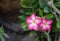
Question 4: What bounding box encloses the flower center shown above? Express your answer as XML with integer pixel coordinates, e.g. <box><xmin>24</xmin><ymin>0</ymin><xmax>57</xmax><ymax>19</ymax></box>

<box><xmin>32</xmin><ymin>20</ymin><xmax>36</xmax><ymax>24</ymax></box>
<box><xmin>44</xmin><ymin>23</ymin><xmax>47</xmax><ymax>26</ymax></box>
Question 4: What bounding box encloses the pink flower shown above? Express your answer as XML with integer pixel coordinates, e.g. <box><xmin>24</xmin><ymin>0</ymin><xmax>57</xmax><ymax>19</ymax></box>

<box><xmin>39</xmin><ymin>19</ymin><xmax>52</xmax><ymax>32</ymax></box>
<box><xmin>26</xmin><ymin>14</ymin><xmax>41</xmax><ymax>31</ymax></box>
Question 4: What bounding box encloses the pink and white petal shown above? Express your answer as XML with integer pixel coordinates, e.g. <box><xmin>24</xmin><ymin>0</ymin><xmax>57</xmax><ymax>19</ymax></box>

<box><xmin>33</xmin><ymin>25</ymin><xmax>38</xmax><ymax>31</ymax></box>
<box><xmin>41</xmin><ymin>19</ymin><xmax>46</xmax><ymax>23</ymax></box>
<box><xmin>46</xmin><ymin>20</ymin><xmax>52</xmax><ymax>24</ymax></box>
<box><xmin>42</xmin><ymin>26</ymin><xmax>47</xmax><ymax>29</ymax></box>
<box><xmin>41</xmin><ymin>26</ymin><xmax>46</xmax><ymax>32</ymax></box>
<box><xmin>39</xmin><ymin>23</ymin><xmax>43</xmax><ymax>28</ymax></box>
<box><xmin>30</xmin><ymin>14</ymin><xmax>36</xmax><ymax>20</ymax></box>
<box><xmin>28</xmin><ymin>24</ymin><xmax>33</xmax><ymax>30</ymax></box>
<box><xmin>39</xmin><ymin>24</ymin><xmax>46</xmax><ymax>31</ymax></box>
<box><xmin>46</xmin><ymin>25</ymin><xmax>51</xmax><ymax>30</ymax></box>
<box><xmin>26</xmin><ymin>17</ymin><xmax>32</xmax><ymax>24</ymax></box>
<box><xmin>35</xmin><ymin>18</ymin><xmax>41</xmax><ymax>24</ymax></box>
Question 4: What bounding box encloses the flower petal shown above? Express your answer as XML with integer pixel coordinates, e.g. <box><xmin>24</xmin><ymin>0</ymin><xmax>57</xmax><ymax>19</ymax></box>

<box><xmin>39</xmin><ymin>23</ymin><xmax>43</xmax><ymax>28</ymax></box>
<box><xmin>33</xmin><ymin>24</ymin><xmax>38</xmax><ymax>31</ymax></box>
<box><xmin>28</xmin><ymin>24</ymin><xmax>33</xmax><ymax>30</ymax></box>
<box><xmin>41</xmin><ymin>19</ymin><xmax>46</xmax><ymax>23</ymax></box>
<box><xmin>46</xmin><ymin>25</ymin><xmax>51</xmax><ymax>30</ymax></box>
<box><xmin>35</xmin><ymin>18</ymin><xmax>41</xmax><ymax>24</ymax></box>
<box><xmin>41</xmin><ymin>26</ymin><xmax>46</xmax><ymax>32</ymax></box>
<box><xmin>46</xmin><ymin>20</ymin><xmax>52</xmax><ymax>25</ymax></box>
<box><xmin>26</xmin><ymin>17</ymin><xmax>32</xmax><ymax>24</ymax></box>
<box><xmin>39</xmin><ymin>24</ymin><xmax>46</xmax><ymax>30</ymax></box>
<box><xmin>28</xmin><ymin>24</ymin><xmax>38</xmax><ymax>31</ymax></box>
<box><xmin>30</xmin><ymin>14</ymin><xmax>36</xmax><ymax>20</ymax></box>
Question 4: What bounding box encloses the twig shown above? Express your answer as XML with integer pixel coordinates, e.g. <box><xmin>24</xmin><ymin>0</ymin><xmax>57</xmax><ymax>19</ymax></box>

<box><xmin>44</xmin><ymin>31</ymin><xmax>51</xmax><ymax>41</ymax></box>
<box><xmin>45</xmin><ymin>0</ymin><xmax>59</xmax><ymax>41</ymax></box>
<box><xmin>51</xmin><ymin>9</ymin><xmax>59</xmax><ymax>21</ymax></box>
<box><xmin>47</xmin><ymin>0</ymin><xmax>60</xmax><ymax>15</ymax></box>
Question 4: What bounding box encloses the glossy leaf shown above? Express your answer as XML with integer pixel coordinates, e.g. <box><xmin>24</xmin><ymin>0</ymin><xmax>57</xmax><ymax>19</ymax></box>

<box><xmin>39</xmin><ymin>8</ymin><xmax>43</xmax><ymax>17</ymax></box>
<box><xmin>45</xmin><ymin>14</ymin><xmax>53</xmax><ymax>19</ymax></box>
<box><xmin>20</xmin><ymin>10</ymin><xmax>26</xmax><ymax>14</ymax></box>
<box><xmin>43</xmin><ymin>6</ymin><xmax>50</xmax><ymax>13</ymax></box>
<box><xmin>29</xmin><ymin>31</ymin><xmax>36</xmax><ymax>37</ymax></box>
<box><xmin>21</xmin><ymin>22</ymin><xmax>27</xmax><ymax>31</ymax></box>
<box><xmin>39</xmin><ymin>0</ymin><xmax>45</xmax><ymax>8</ymax></box>
<box><xmin>57</xmin><ymin>21</ymin><xmax>60</xmax><ymax>28</ymax></box>
<box><xmin>19</xmin><ymin>15</ymin><xmax>26</xmax><ymax>20</ymax></box>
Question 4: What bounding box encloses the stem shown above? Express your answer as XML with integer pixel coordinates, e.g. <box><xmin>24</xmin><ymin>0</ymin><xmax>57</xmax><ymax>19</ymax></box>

<box><xmin>44</xmin><ymin>31</ymin><xmax>51</xmax><ymax>41</ymax></box>
<box><xmin>51</xmin><ymin>4</ymin><xmax>60</xmax><ymax>15</ymax></box>
<box><xmin>47</xmin><ymin>0</ymin><xmax>60</xmax><ymax>15</ymax></box>
<box><xmin>47</xmin><ymin>0</ymin><xmax>59</xmax><ymax>21</ymax></box>
<box><xmin>47</xmin><ymin>33</ymin><xmax>51</xmax><ymax>41</ymax></box>
<box><xmin>51</xmin><ymin>9</ymin><xmax>59</xmax><ymax>21</ymax></box>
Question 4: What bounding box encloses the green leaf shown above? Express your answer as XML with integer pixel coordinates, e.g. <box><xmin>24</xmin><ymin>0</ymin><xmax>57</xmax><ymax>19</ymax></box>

<box><xmin>58</xmin><ymin>15</ymin><xmax>60</xmax><ymax>21</ymax></box>
<box><xmin>20</xmin><ymin>0</ymin><xmax>38</xmax><ymax>8</ymax></box>
<box><xmin>43</xmin><ymin>6</ymin><xmax>50</xmax><ymax>13</ymax></box>
<box><xmin>29</xmin><ymin>31</ymin><xmax>35</xmax><ymax>37</ymax></box>
<box><xmin>35</xmin><ymin>37</ymin><xmax>39</xmax><ymax>41</ymax></box>
<box><xmin>21</xmin><ymin>22</ymin><xmax>27</xmax><ymax>28</ymax></box>
<box><xmin>0</xmin><ymin>26</ymin><xmax>5</xmax><ymax>41</ymax></box>
<box><xmin>21</xmin><ymin>22</ymin><xmax>27</xmax><ymax>31</ymax></box>
<box><xmin>39</xmin><ymin>8</ymin><xmax>43</xmax><ymax>17</ymax></box>
<box><xmin>20</xmin><ymin>1</ymin><xmax>32</xmax><ymax>8</ymax></box>
<box><xmin>57</xmin><ymin>21</ymin><xmax>60</xmax><ymax>28</ymax></box>
<box><xmin>39</xmin><ymin>0</ymin><xmax>45</xmax><ymax>8</ymax></box>
<box><xmin>0</xmin><ymin>36</ymin><xmax>5</xmax><ymax>41</ymax></box>
<box><xmin>25</xmin><ymin>9</ymin><xmax>33</xmax><ymax>15</ymax></box>
<box><xmin>19</xmin><ymin>15</ymin><xmax>26</xmax><ymax>20</ymax></box>
<box><xmin>45</xmin><ymin>14</ymin><xmax>53</xmax><ymax>19</ymax></box>
<box><xmin>51</xmin><ymin>19</ymin><xmax>57</xmax><ymax>32</ymax></box>
<box><xmin>20</xmin><ymin>10</ymin><xmax>26</xmax><ymax>14</ymax></box>
<box><xmin>55</xmin><ymin>0</ymin><xmax>60</xmax><ymax>7</ymax></box>
<box><xmin>26</xmin><ymin>12</ymin><xmax>32</xmax><ymax>15</ymax></box>
<box><xmin>0</xmin><ymin>26</ymin><xmax>4</xmax><ymax>36</ymax></box>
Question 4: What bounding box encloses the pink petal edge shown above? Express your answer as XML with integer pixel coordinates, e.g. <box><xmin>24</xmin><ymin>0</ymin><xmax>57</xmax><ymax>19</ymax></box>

<box><xmin>46</xmin><ymin>20</ymin><xmax>52</xmax><ymax>24</ymax></box>
<box><xmin>30</xmin><ymin>14</ymin><xmax>36</xmax><ymax>20</ymax></box>
<box><xmin>26</xmin><ymin>17</ymin><xmax>32</xmax><ymax>24</ymax></box>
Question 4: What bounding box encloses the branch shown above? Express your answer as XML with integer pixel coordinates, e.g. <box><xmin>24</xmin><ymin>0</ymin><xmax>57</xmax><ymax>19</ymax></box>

<box><xmin>47</xmin><ymin>0</ymin><xmax>60</xmax><ymax>15</ymax></box>
<box><xmin>51</xmin><ymin>9</ymin><xmax>59</xmax><ymax>21</ymax></box>
<box><xmin>44</xmin><ymin>31</ymin><xmax>51</xmax><ymax>41</ymax></box>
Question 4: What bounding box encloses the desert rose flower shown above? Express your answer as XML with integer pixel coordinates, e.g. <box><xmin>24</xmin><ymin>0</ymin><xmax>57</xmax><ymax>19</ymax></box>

<box><xmin>26</xmin><ymin>14</ymin><xmax>41</xmax><ymax>31</ymax></box>
<box><xmin>39</xmin><ymin>19</ymin><xmax>52</xmax><ymax>32</ymax></box>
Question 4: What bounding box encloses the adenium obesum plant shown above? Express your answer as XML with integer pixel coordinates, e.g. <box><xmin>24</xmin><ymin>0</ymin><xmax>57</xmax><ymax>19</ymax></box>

<box><xmin>26</xmin><ymin>13</ymin><xmax>52</xmax><ymax>41</ymax></box>
<box><xmin>26</xmin><ymin>14</ymin><xmax>52</xmax><ymax>31</ymax></box>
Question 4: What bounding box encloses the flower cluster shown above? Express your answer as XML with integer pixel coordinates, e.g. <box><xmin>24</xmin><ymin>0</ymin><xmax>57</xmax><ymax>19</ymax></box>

<box><xmin>26</xmin><ymin>14</ymin><xmax>52</xmax><ymax>32</ymax></box>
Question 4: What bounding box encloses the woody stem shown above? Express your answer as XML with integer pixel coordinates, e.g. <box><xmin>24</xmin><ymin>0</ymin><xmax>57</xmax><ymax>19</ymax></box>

<box><xmin>44</xmin><ymin>31</ymin><xmax>51</xmax><ymax>41</ymax></box>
